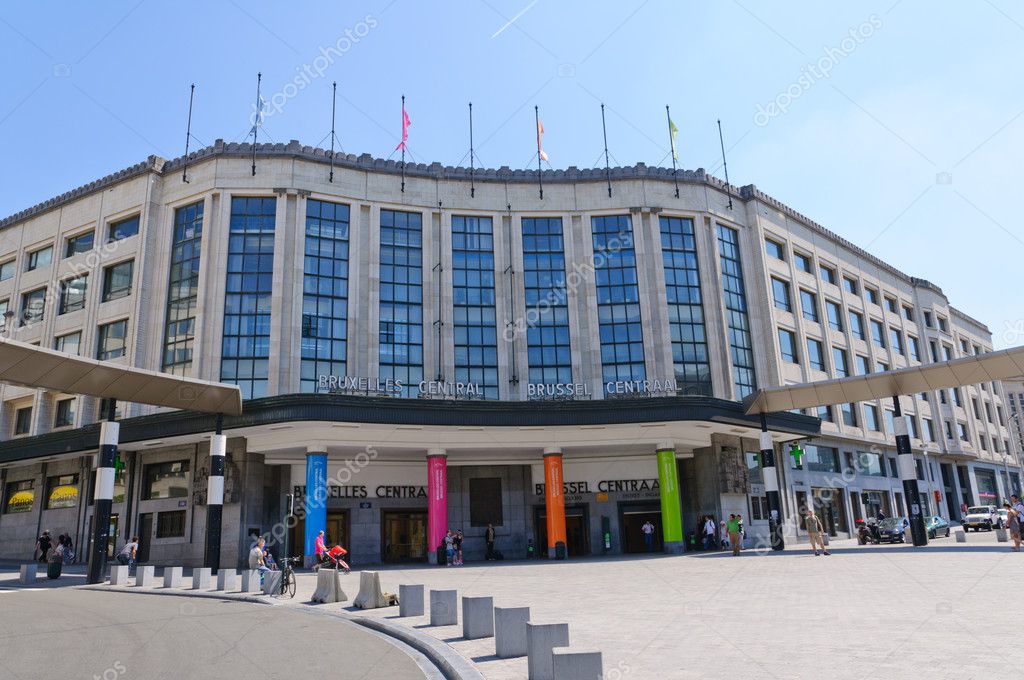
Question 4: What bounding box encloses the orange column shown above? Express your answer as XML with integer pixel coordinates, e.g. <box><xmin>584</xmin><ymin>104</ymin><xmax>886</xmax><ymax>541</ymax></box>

<box><xmin>543</xmin><ymin>448</ymin><xmax>567</xmax><ymax>558</ymax></box>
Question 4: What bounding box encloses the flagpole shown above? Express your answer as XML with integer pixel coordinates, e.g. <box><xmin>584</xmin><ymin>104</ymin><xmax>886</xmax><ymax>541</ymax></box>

<box><xmin>400</xmin><ymin>94</ymin><xmax>406</xmax><ymax>194</ymax></box>
<box><xmin>717</xmin><ymin>119</ymin><xmax>733</xmax><ymax>210</ymax></box>
<box><xmin>535</xmin><ymin>105</ymin><xmax>543</xmax><ymax>200</ymax></box>
<box><xmin>469</xmin><ymin>102</ymin><xmax>475</xmax><ymax>198</ymax></box>
<box><xmin>329</xmin><ymin>81</ymin><xmax>337</xmax><ymax>183</ymax></box>
<box><xmin>251</xmin><ymin>72</ymin><xmax>262</xmax><ymax>177</ymax></box>
<box><xmin>182</xmin><ymin>83</ymin><xmax>195</xmax><ymax>184</ymax></box>
<box><xmin>666</xmin><ymin>105</ymin><xmax>679</xmax><ymax>198</ymax></box>
<box><xmin>601</xmin><ymin>103</ymin><xmax>611</xmax><ymax>198</ymax></box>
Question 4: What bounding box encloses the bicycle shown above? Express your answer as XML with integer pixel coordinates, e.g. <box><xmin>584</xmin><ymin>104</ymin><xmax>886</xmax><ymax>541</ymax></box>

<box><xmin>275</xmin><ymin>557</ymin><xmax>300</xmax><ymax>598</ymax></box>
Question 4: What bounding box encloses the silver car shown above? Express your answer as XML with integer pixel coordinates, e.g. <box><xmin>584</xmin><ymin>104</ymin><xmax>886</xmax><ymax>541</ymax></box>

<box><xmin>962</xmin><ymin>505</ymin><xmax>998</xmax><ymax>531</ymax></box>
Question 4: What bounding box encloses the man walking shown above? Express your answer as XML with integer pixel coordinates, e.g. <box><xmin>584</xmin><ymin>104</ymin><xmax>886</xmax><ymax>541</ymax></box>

<box><xmin>703</xmin><ymin>515</ymin><xmax>716</xmax><ymax>550</ymax></box>
<box><xmin>727</xmin><ymin>515</ymin><xmax>742</xmax><ymax>555</ymax></box>
<box><xmin>806</xmin><ymin>509</ymin><xmax>829</xmax><ymax>556</ymax></box>
<box><xmin>641</xmin><ymin>519</ymin><xmax>655</xmax><ymax>552</ymax></box>
<box><xmin>34</xmin><ymin>531</ymin><xmax>52</xmax><ymax>563</ymax></box>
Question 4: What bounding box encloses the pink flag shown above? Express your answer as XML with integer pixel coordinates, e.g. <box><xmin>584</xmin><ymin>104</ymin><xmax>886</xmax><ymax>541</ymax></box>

<box><xmin>396</xmin><ymin>102</ymin><xmax>411</xmax><ymax>151</ymax></box>
<box><xmin>537</xmin><ymin>118</ymin><xmax>548</xmax><ymax>162</ymax></box>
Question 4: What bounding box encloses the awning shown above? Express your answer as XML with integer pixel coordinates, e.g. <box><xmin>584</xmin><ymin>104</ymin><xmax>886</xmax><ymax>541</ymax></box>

<box><xmin>0</xmin><ymin>337</ymin><xmax>242</xmax><ymax>416</ymax></box>
<box><xmin>744</xmin><ymin>344</ymin><xmax>1024</xmax><ymax>415</ymax></box>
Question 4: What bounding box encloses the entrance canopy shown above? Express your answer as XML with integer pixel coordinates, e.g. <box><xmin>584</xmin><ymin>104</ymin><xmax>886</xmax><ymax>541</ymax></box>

<box><xmin>743</xmin><ymin>345</ymin><xmax>1024</xmax><ymax>415</ymax></box>
<box><xmin>0</xmin><ymin>336</ymin><xmax>242</xmax><ymax>416</ymax></box>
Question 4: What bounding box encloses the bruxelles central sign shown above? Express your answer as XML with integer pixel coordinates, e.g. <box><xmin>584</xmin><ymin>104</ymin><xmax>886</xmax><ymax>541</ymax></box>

<box><xmin>317</xmin><ymin>374</ymin><xmax>681</xmax><ymax>399</ymax></box>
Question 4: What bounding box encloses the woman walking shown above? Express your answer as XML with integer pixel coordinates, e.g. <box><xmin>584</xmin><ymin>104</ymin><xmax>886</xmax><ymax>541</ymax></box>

<box><xmin>1004</xmin><ymin>501</ymin><xmax>1021</xmax><ymax>552</ymax></box>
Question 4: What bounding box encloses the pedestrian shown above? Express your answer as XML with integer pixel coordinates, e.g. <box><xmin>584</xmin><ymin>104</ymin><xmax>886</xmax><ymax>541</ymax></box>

<box><xmin>1011</xmin><ymin>494</ymin><xmax>1024</xmax><ymax>523</ymax></box>
<box><xmin>314</xmin><ymin>529</ymin><xmax>327</xmax><ymax>569</ymax></box>
<box><xmin>1004</xmin><ymin>502</ymin><xmax>1021</xmax><ymax>552</ymax></box>
<box><xmin>249</xmin><ymin>537</ymin><xmax>270</xmax><ymax>575</ymax></box>
<box><xmin>727</xmin><ymin>514</ymin><xmax>742</xmax><ymax>555</ymax></box>
<box><xmin>485</xmin><ymin>523</ymin><xmax>496</xmax><ymax>560</ymax></box>
<box><xmin>805</xmin><ymin>509</ymin><xmax>829</xmax><ymax>556</ymax></box>
<box><xmin>703</xmin><ymin>515</ymin><xmax>716</xmax><ymax>550</ymax></box>
<box><xmin>35</xmin><ymin>530</ymin><xmax>52</xmax><ymax>563</ymax></box>
<box><xmin>719</xmin><ymin>519</ymin><xmax>730</xmax><ymax>551</ymax></box>
<box><xmin>62</xmin><ymin>534</ymin><xmax>74</xmax><ymax>563</ymax></box>
<box><xmin>445</xmin><ymin>530</ymin><xmax>455</xmax><ymax>566</ymax></box>
<box><xmin>454</xmin><ymin>530</ymin><xmax>464</xmax><ymax>566</ymax></box>
<box><xmin>116</xmin><ymin>536</ymin><xmax>139</xmax><ymax>571</ymax></box>
<box><xmin>641</xmin><ymin>519</ymin><xmax>655</xmax><ymax>552</ymax></box>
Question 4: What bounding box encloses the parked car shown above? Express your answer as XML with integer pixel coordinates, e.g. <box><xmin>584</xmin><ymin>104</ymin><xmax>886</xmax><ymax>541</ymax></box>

<box><xmin>962</xmin><ymin>505</ymin><xmax>999</xmax><ymax>531</ymax></box>
<box><xmin>996</xmin><ymin>508</ymin><xmax>1009</xmax><ymax>529</ymax></box>
<box><xmin>926</xmin><ymin>515</ymin><xmax>950</xmax><ymax>539</ymax></box>
<box><xmin>877</xmin><ymin>517</ymin><xmax>909</xmax><ymax>543</ymax></box>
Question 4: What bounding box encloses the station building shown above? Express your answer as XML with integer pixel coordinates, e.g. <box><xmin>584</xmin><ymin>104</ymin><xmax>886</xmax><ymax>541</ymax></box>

<box><xmin>0</xmin><ymin>139</ymin><xmax>1017</xmax><ymax>567</ymax></box>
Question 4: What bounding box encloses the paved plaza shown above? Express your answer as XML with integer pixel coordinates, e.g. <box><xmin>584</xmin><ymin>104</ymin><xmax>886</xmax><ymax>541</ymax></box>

<box><xmin>2</xmin><ymin>533</ymin><xmax>1019</xmax><ymax>679</ymax></box>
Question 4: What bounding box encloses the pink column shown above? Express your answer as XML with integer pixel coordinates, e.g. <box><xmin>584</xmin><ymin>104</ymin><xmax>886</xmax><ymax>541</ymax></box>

<box><xmin>427</xmin><ymin>449</ymin><xmax>448</xmax><ymax>562</ymax></box>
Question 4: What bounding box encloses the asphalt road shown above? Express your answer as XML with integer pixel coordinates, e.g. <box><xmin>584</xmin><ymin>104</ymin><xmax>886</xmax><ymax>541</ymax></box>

<box><xmin>0</xmin><ymin>588</ymin><xmax>427</xmax><ymax>680</ymax></box>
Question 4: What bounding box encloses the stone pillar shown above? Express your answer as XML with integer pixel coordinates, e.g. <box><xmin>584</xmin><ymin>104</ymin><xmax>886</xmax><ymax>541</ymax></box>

<box><xmin>204</xmin><ymin>415</ymin><xmax>226</xmax><ymax>572</ymax></box>
<box><xmin>427</xmin><ymin>449</ymin><xmax>448</xmax><ymax>564</ymax></box>
<box><xmin>894</xmin><ymin>397</ymin><xmax>928</xmax><ymax>546</ymax></box>
<box><xmin>656</xmin><ymin>443</ymin><xmax>683</xmax><ymax>553</ymax></box>
<box><xmin>87</xmin><ymin>401</ymin><xmax>119</xmax><ymax>584</ymax></box>
<box><xmin>543</xmin><ymin>447</ymin><xmax>567</xmax><ymax>559</ymax></box>
<box><xmin>759</xmin><ymin>421</ymin><xmax>784</xmax><ymax>551</ymax></box>
<box><xmin>303</xmin><ymin>445</ymin><xmax>328</xmax><ymax>568</ymax></box>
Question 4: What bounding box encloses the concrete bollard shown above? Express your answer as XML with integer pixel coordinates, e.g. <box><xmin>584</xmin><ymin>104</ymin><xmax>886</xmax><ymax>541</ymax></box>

<box><xmin>262</xmin><ymin>570</ymin><xmax>282</xmax><ymax>596</ymax></box>
<box><xmin>527</xmin><ymin>622</ymin><xmax>570</xmax><ymax>680</ymax></box>
<box><xmin>996</xmin><ymin>528</ymin><xmax>1008</xmax><ymax>542</ymax></box>
<box><xmin>399</xmin><ymin>584</ymin><xmax>424</xmax><ymax>617</ymax></box>
<box><xmin>955</xmin><ymin>529</ymin><xmax>967</xmax><ymax>543</ymax></box>
<box><xmin>109</xmin><ymin>565</ymin><xmax>129</xmax><ymax>585</ymax></box>
<box><xmin>429</xmin><ymin>589</ymin><xmax>458</xmax><ymax>626</ymax></box>
<box><xmin>240</xmin><ymin>570</ymin><xmax>261</xmax><ymax>593</ymax></box>
<box><xmin>163</xmin><ymin>567</ymin><xmax>183</xmax><ymax>589</ymax></box>
<box><xmin>353</xmin><ymin>571</ymin><xmax>388</xmax><ymax>609</ymax></box>
<box><xmin>552</xmin><ymin>648</ymin><xmax>603</xmax><ymax>680</ymax></box>
<box><xmin>134</xmin><ymin>565</ymin><xmax>156</xmax><ymax>587</ymax></box>
<box><xmin>19</xmin><ymin>564</ymin><xmax>38</xmax><ymax>584</ymax></box>
<box><xmin>495</xmin><ymin>606</ymin><xmax>531</xmax><ymax>658</ymax></box>
<box><xmin>192</xmin><ymin>568</ymin><xmax>211</xmax><ymax>590</ymax></box>
<box><xmin>903</xmin><ymin>526</ymin><xmax>914</xmax><ymax>544</ymax></box>
<box><xmin>216</xmin><ymin>569</ymin><xmax>237</xmax><ymax>591</ymax></box>
<box><xmin>462</xmin><ymin>596</ymin><xmax>495</xmax><ymax>640</ymax></box>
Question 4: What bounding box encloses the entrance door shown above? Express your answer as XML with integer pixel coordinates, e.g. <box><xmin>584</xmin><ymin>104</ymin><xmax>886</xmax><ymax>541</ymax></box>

<box><xmin>619</xmin><ymin>502</ymin><xmax>662</xmax><ymax>553</ymax></box>
<box><xmin>534</xmin><ymin>505</ymin><xmax>590</xmax><ymax>557</ymax></box>
<box><xmin>325</xmin><ymin>511</ymin><xmax>350</xmax><ymax>562</ymax></box>
<box><xmin>381</xmin><ymin>511</ymin><xmax>427</xmax><ymax>563</ymax></box>
<box><xmin>136</xmin><ymin>513</ymin><xmax>153</xmax><ymax>563</ymax></box>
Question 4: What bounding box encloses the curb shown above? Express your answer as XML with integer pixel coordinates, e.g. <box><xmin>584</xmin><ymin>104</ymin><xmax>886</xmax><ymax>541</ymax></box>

<box><xmin>350</xmin><ymin>615</ymin><xmax>486</xmax><ymax>680</ymax></box>
<box><xmin>77</xmin><ymin>584</ymin><xmax>278</xmax><ymax>606</ymax></box>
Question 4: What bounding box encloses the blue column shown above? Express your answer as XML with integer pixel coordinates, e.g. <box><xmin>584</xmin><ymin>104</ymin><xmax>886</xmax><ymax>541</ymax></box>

<box><xmin>303</xmin><ymin>447</ymin><xmax>327</xmax><ymax>567</ymax></box>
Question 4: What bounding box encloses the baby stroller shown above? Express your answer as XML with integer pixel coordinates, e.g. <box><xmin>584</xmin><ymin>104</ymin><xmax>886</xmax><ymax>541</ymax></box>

<box><xmin>317</xmin><ymin>545</ymin><xmax>350</xmax><ymax>574</ymax></box>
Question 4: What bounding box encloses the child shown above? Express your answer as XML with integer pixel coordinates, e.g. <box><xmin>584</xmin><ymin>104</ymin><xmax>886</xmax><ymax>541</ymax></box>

<box><xmin>719</xmin><ymin>520</ymin><xmax>729</xmax><ymax>550</ymax></box>
<box><xmin>444</xmin><ymin>530</ymin><xmax>455</xmax><ymax>566</ymax></box>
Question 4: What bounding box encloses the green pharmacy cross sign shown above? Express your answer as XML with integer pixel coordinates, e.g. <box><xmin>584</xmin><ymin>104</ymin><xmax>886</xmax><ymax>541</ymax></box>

<box><xmin>788</xmin><ymin>443</ymin><xmax>805</xmax><ymax>467</ymax></box>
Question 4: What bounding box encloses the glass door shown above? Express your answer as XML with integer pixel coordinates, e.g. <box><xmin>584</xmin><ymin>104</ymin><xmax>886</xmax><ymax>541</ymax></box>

<box><xmin>381</xmin><ymin>511</ymin><xmax>427</xmax><ymax>563</ymax></box>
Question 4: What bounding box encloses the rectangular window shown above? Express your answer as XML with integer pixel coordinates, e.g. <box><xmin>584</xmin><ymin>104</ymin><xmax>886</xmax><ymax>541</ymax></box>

<box><xmin>58</xmin><ymin>275</ymin><xmax>87</xmax><ymax>314</ymax></box>
<box><xmin>843</xmin><ymin>277</ymin><xmax>857</xmax><ymax>294</ymax></box>
<box><xmin>805</xmin><ymin>446</ymin><xmax>840</xmax><ymax>473</ymax></box>
<box><xmin>97</xmin><ymin>319</ymin><xmax>127</xmax><ymax>360</ymax></box>
<box><xmin>65</xmin><ymin>231</ymin><xmax>95</xmax><ymax>257</ymax></box>
<box><xmin>958</xmin><ymin>422</ymin><xmax>969</xmax><ymax>441</ymax></box>
<box><xmin>929</xmin><ymin>340</ymin><xmax>939</xmax><ymax>362</ymax></box>
<box><xmin>771</xmin><ymin>278</ymin><xmax>791</xmax><ymax>312</ymax></box>
<box><xmin>806</xmin><ymin>338</ymin><xmax>824</xmax><ymax>370</ymax></box>
<box><xmin>26</xmin><ymin>245</ymin><xmax>53</xmax><ymax>272</ymax></box>
<box><xmin>20</xmin><ymin>287</ymin><xmax>46</xmax><ymax>326</ymax></box>
<box><xmin>108</xmin><ymin>215</ymin><xmax>140</xmax><ymax>242</ymax></box>
<box><xmin>855</xmin><ymin>451</ymin><xmax>884</xmax><ymax>476</ymax></box>
<box><xmin>944</xmin><ymin>421</ymin><xmax>954</xmax><ymax>439</ymax></box>
<box><xmin>14</xmin><ymin>407</ymin><xmax>32</xmax><ymax>435</ymax></box>
<box><xmin>54</xmin><ymin>398</ymin><xmax>76</xmax><ymax>428</ymax></box>
<box><xmin>97</xmin><ymin>398</ymin><xmax>122</xmax><ymax>421</ymax></box>
<box><xmin>841</xmin><ymin>403</ymin><xmax>858</xmax><ymax>427</ymax></box>
<box><xmin>54</xmin><ymin>331</ymin><xmax>81</xmax><ymax>355</ymax></box>
<box><xmin>953</xmin><ymin>387</ymin><xmax>963</xmax><ymax>407</ymax></box>
<box><xmin>45</xmin><ymin>473</ymin><xmax>79</xmax><ymax>509</ymax></box>
<box><xmin>452</xmin><ymin>215</ymin><xmax>498</xmax><ymax>399</ymax></box>
<box><xmin>163</xmin><ymin>201</ymin><xmax>204</xmax><ymax>376</ymax></box>
<box><xmin>593</xmin><ymin>215</ymin><xmax>645</xmax><ymax>391</ymax></box>
<box><xmin>102</xmin><ymin>260</ymin><xmax>134</xmax><ymax>301</ymax></box>
<box><xmin>884</xmin><ymin>409</ymin><xmax>895</xmax><ymax>434</ymax></box>
<box><xmin>764</xmin><ymin>238</ymin><xmax>785</xmax><ymax>260</ymax></box>
<box><xmin>856</xmin><ymin>355</ymin><xmax>870</xmax><ymax>375</ymax></box>
<box><xmin>0</xmin><ymin>260</ymin><xmax>14</xmax><ymax>281</ymax></box>
<box><xmin>523</xmin><ymin>217</ymin><xmax>572</xmax><ymax>391</ymax></box>
<box><xmin>778</xmin><ymin>328</ymin><xmax>798</xmax><ymax>363</ymax></box>
<box><xmin>903</xmin><ymin>305</ymin><xmax>914</xmax><ymax>322</ymax></box>
<box><xmin>221</xmin><ymin>197</ymin><xmax>276</xmax><ymax>400</ymax></box>
<box><xmin>300</xmin><ymin>199</ymin><xmax>350</xmax><ymax>391</ymax></box>
<box><xmin>849</xmin><ymin>311</ymin><xmax>864</xmax><ymax>340</ymax></box>
<box><xmin>985</xmin><ymin>402</ymin><xmax>993</xmax><ymax>423</ymax></box>
<box><xmin>142</xmin><ymin>460</ymin><xmax>191</xmax><ymax>500</ymax></box>
<box><xmin>4</xmin><ymin>479</ymin><xmax>34</xmax><ymax>514</ymax></box>
<box><xmin>908</xmin><ymin>336</ymin><xmax>920</xmax><ymax>362</ymax></box>
<box><xmin>825</xmin><ymin>300</ymin><xmax>843</xmax><ymax>331</ymax></box>
<box><xmin>718</xmin><ymin>225</ymin><xmax>757</xmax><ymax>398</ymax></box>
<box><xmin>819</xmin><ymin>264</ymin><xmax>836</xmax><ymax>284</ymax></box>
<box><xmin>885</xmin><ymin>297</ymin><xmax>897</xmax><ymax>313</ymax></box>
<box><xmin>864</xmin><ymin>404</ymin><xmax>880</xmax><ymax>431</ymax></box>
<box><xmin>660</xmin><ymin>216</ymin><xmax>710</xmax><ymax>396</ymax></box>
<box><xmin>870</xmin><ymin>319</ymin><xmax>885</xmax><ymax>348</ymax></box>
<box><xmin>799</xmin><ymin>289</ymin><xmax>819</xmax><ymax>322</ymax></box>
<box><xmin>972</xmin><ymin>398</ymin><xmax>981</xmax><ymax>419</ymax></box>
<box><xmin>833</xmin><ymin>348</ymin><xmax>849</xmax><ymax>377</ymax></box>
<box><xmin>889</xmin><ymin>328</ymin><xmax>904</xmax><ymax>355</ymax></box>
<box><xmin>793</xmin><ymin>252</ymin><xmax>812</xmax><ymax>273</ymax></box>
<box><xmin>887</xmin><ymin>458</ymin><xmax>898</xmax><ymax>477</ymax></box>
<box><xmin>923</xmin><ymin>418</ymin><xmax>934</xmax><ymax>442</ymax></box>
<box><xmin>865</xmin><ymin>287</ymin><xmax>879</xmax><ymax>305</ymax></box>
<box><xmin>379</xmin><ymin>209</ymin><xmax>424</xmax><ymax>397</ymax></box>
<box><xmin>156</xmin><ymin>510</ymin><xmax>187</xmax><ymax>538</ymax></box>
<box><xmin>468</xmin><ymin>477</ymin><xmax>503</xmax><ymax>526</ymax></box>
<box><xmin>924</xmin><ymin>310</ymin><xmax>933</xmax><ymax>327</ymax></box>
<box><xmin>877</xmin><ymin>361</ymin><xmax>889</xmax><ymax>373</ymax></box>
<box><xmin>816</xmin><ymin>405</ymin><xmax>833</xmax><ymax>422</ymax></box>
<box><xmin>938</xmin><ymin>316</ymin><xmax>948</xmax><ymax>332</ymax></box>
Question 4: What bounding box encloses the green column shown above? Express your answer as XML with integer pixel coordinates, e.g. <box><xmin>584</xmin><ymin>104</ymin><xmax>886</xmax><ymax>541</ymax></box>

<box><xmin>657</xmin><ymin>447</ymin><xmax>684</xmax><ymax>553</ymax></box>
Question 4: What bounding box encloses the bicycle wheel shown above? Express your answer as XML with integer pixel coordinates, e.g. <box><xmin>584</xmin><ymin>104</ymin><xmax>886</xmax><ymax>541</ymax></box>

<box><xmin>285</xmin><ymin>570</ymin><xmax>296</xmax><ymax>598</ymax></box>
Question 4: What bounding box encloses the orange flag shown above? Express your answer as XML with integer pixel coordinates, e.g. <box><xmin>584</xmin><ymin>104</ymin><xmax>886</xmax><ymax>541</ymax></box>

<box><xmin>537</xmin><ymin>118</ymin><xmax>548</xmax><ymax>162</ymax></box>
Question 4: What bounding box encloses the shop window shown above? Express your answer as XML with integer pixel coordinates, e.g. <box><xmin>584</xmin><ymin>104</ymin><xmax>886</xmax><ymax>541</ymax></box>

<box><xmin>156</xmin><ymin>510</ymin><xmax>187</xmax><ymax>538</ymax></box>
<box><xmin>142</xmin><ymin>460</ymin><xmax>190</xmax><ymax>500</ymax></box>
<box><xmin>46</xmin><ymin>473</ymin><xmax>79</xmax><ymax>509</ymax></box>
<box><xmin>469</xmin><ymin>478</ymin><xmax>503</xmax><ymax>527</ymax></box>
<box><xmin>4</xmin><ymin>479</ymin><xmax>34</xmax><ymax>514</ymax></box>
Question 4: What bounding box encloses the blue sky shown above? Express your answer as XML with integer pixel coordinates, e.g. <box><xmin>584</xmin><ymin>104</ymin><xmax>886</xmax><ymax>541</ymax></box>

<box><xmin>2</xmin><ymin>1</ymin><xmax>1023</xmax><ymax>345</ymax></box>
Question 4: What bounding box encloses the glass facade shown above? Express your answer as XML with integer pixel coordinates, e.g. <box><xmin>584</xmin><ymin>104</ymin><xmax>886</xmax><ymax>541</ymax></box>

<box><xmin>221</xmin><ymin>197</ymin><xmax>276</xmax><ymax>399</ymax></box>
<box><xmin>379</xmin><ymin>209</ymin><xmax>424</xmax><ymax>397</ymax></box>
<box><xmin>592</xmin><ymin>215</ymin><xmax>645</xmax><ymax>392</ymax></box>
<box><xmin>717</xmin><ymin>225</ymin><xmax>757</xmax><ymax>399</ymax></box>
<box><xmin>452</xmin><ymin>215</ymin><xmax>498</xmax><ymax>398</ymax></box>
<box><xmin>301</xmin><ymin>199</ymin><xmax>350</xmax><ymax>392</ymax></box>
<box><xmin>522</xmin><ymin>217</ymin><xmax>572</xmax><ymax>388</ymax></box>
<box><xmin>162</xmin><ymin>201</ymin><xmax>203</xmax><ymax>375</ymax></box>
<box><xmin>659</xmin><ymin>216</ymin><xmax>710</xmax><ymax>395</ymax></box>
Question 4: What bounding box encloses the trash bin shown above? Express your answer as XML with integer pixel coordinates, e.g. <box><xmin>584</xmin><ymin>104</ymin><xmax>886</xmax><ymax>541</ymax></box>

<box><xmin>554</xmin><ymin>541</ymin><xmax>566</xmax><ymax>560</ymax></box>
<box><xmin>436</xmin><ymin>544</ymin><xmax>447</xmax><ymax>567</ymax></box>
<box><xmin>47</xmin><ymin>554</ymin><xmax>63</xmax><ymax>579</ymax></box>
